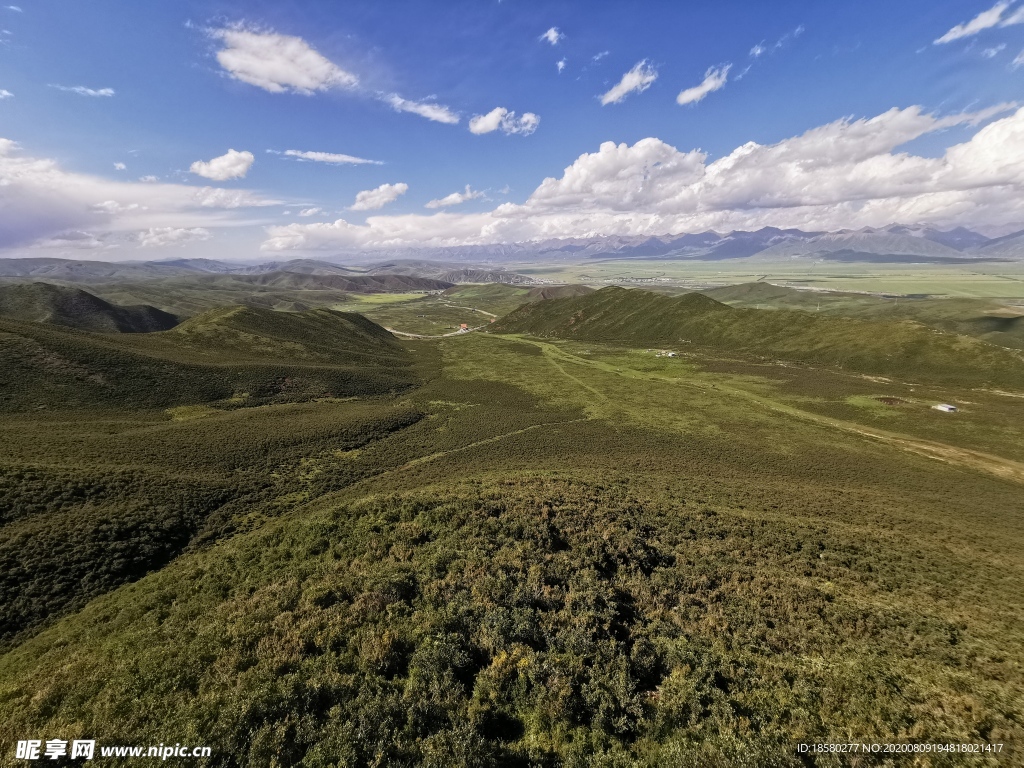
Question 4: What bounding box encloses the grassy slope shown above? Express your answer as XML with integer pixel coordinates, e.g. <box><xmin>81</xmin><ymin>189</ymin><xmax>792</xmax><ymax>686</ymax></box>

<box><xmin>0</xmin><ymin>327</ymin><xmax>1022</xmax><ymax>765</ymax></box>
<box><xmin>0</xmin><ymin>306</ymin><xmax>417</xmax><ymax>411</ymax></box>
<box><xmin>702</xmin><ymin>282</ymin><xmax>1024</xmax><ymax>350</ymax></box>
<box><xmin>35</xmin><ymin>273</ymin><xmax>451</xmax><ymax>318</ymax></box>
<box><xmin>0</xmin><ymin>281</ymin><xmax>178</xmax><ymax>333</ymax></box>
<box><xmin>492</xmin><ymin>286</ymin><xmax>1024</xmax><ymax>388</ymax></box>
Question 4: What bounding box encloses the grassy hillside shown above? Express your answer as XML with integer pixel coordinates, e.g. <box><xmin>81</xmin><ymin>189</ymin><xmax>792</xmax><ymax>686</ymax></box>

<box><xmin>0</xmin><ymin>331</ymin><xmax>1022</xmax><ymax>765</ymax></box>
<box><xmin>702</xmin><ymin>282</ymin><xmax>1024</xmax><ymax>350</ymax></box>
<box><xmin>492</xmin><ymin>286</ymin><xmax>1024</xmax><ymax>387</ymax></box>
<box><xmin>525</xmin><ymin>284</ymin><xmax>595</xmax><ymax>302</ymax></box>
<box><xmin>18</xmin><ymin>272</ymin><xmax>452</xmax><ymax>319</ymax></box>
<box><xmin>0</xmin><ymin>282</ymin><xmax>178</xmax><ymax>333</ymax></box>
<box><xmin>0</xmin><ymin>306</ymin><xmax>417</xmax><ymax>412</ymax></box>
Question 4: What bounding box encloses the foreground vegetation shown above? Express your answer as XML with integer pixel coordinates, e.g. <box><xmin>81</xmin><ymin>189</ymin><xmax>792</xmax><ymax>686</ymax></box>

<box><xmin>0</xmin><ymin>285</ymin><xmax>1022</xmax><ymax>766</ymax></box>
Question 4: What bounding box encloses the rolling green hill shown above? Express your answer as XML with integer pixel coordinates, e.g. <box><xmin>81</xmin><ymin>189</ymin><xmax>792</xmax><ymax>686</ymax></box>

<box><xmin>0</xmin><ymin>282</ymin><xmax>179</xmax><ymax>333</ymax></box>
<box><xmin>701</xmin><ymin>282</ymin><xmax>1024</xmax><ymax>350</ymax></box>
<box><xmin>0</xmin><ymin>306</ymin><xmax>417</xmax><ymax>412</ymax></box>
<box><xmin>491</xmin><ymin>285</ymin><xmax>1024</xmax><ymax>387</ymax></box>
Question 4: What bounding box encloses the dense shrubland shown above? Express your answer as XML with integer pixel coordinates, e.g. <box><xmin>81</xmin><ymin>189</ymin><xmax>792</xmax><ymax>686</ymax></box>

<box><xmin>1</xmin><ymin>475</ymin><xmax>1020</xmax><ymax>766</ymax></box>
<box><xmin>0</xmin><ymin>298</ymin><xmax>1022</xmax><ymax>766</ymax></box>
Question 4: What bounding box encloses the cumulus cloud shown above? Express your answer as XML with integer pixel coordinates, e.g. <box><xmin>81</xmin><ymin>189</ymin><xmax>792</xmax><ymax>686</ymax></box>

<box><xmin>209</xmin><ymin>25</ymin><xmax>358</xmax><ymax>94</ymax></box>
<box><xmin>298</xmin><ymin>207</ymin><xmax>323</xmax><ymax>217</ymax></box>
<box><xmin>0</xmin><ymin>138</ymin><xmax>278</xmax><ymax>252</ymax></box>
<box><xmin>261</xmin><ymin>103</ymin><xmax>1024</xmax><ymax>251</ymax></box>
<box><xmin>281</xmin><ymin>149</ymin><xmax>382</xmax><ymax>165</ymax></box>
<box><xmin>676</xmin><ymin>64</ymin><xmax>731</xmax><ymax>106</ymax></box>
<box><xmin>539</xmin><ymin>27</ymin><xmax>564</xmax><ymax>45</ymax></box>
<box><xmin>50</xmin><ymin>85</ymin><xmax>115</xmax><ymax>97</ymax></box>
<box><xmin>383</xmin><ymin>93</ymin><xmax>459</xmax><ymax>124</ymax></box>
<box><xmin>190</xmin><ymin>149</ymin><xmax>255</xmax><ymax>181</ymax></box>
<box><xmin>557</xmin><ymin>58</ymin><xmax>567</xmax><ymax>73</ymax></box>
<box><xmin>425</xmin><ymin>185</ymin><xmax>484</xmax><ymax>209</ymax></box>
<box><xmin>113</xmin><ymin>162</ymin><xmax>126</xmax><ymax>170</ymax></box>
<box><xmin>0</xmin><ymin>89</ymin><xmax>11</xmax><ymax>99</ymax></box>
<box><xmin>935</xmin><ymin>1</ymin><xmax>1015</xmax><ymax>43</ymax></box>
<box><xmin>350</xmin><ymin>182</ymin><xmax>408</xmax><ymax>211</ymax></box>
<box><xmin>136</xmin><ymin>227</ymin><xmax>213</xmax><ymax>247</ymax></box>
<box><xmin>468</xmin><ymin>107</ymin><xmax>540</xmax><ymax>135</ymax></box>
<box><xmin>600</xmin><ymin>60</ymin><xmax>658</xmax><ymax>105</ymax></box>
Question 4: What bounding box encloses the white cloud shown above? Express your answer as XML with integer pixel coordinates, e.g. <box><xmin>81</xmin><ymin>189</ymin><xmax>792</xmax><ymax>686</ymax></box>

<box><xmin>208</xmin><ymin>25</ymin><xmax>463</xmax><ymax>130</ymax></box>
<box><xmin>983</xmin><ymin>43</ymin><xmax>1007</xmax><ymax>57</ymax></box>
<box><xmin>600</xmin><ymin>61</ymin><xmax>660</xmax><ymax>107</ymax></box>
<box><xmin>468</xmin><ymin>107</ymin><xmax>540</xmax><ymax>135</ymax></box>
<box><xmin>600</xmin><ymin>60</ymin><xmax>658</xmax><ymax>106</ymax></box>
<box><xmin>192</xmin><ymin>187</ymin><xmax>278</xmax><ymax>208</ymax></box>
<box><xmin>50</xmin><ymin>85</ymin><xmax>115</xmax><ymax>97</ymax></box>
<box><xmin>0</xmin><ymin>89</ymin><xmax>11</xmax><ymax>99</ymax></box>
<box><xmin>539</xmin><ymin>27</ymin><xmax>564</xmax><ymax>45</ymax></box>
<box><xmin>298</xmin><ymin>207</ymin><xmax>322</xmax><ymax>216</ymax></box>
<box><xmin>91</xmin><ymin>200</ymin><xmax>145</xmax><ymax>214</ymax></box>
<box><xmin>557</xmin><ymin>58</ymin><xmax>567</xmax><ymax>73</ymax></box>
<box><xmin>426</xmin><ymin>185</ymin><xmax>484</xmax><ymax>209</ymax></box>
<box><xmin>5</xmin><ymin>6</ymin><xmax>21</xmax><ymax>11</ymax></box>
<box><xmin>383</xmin><ymin>93</ymin><xmax>459</xmax><ymax>124</ymax></box>
<box><xmin>935</xmin><ymin>1</ymin><xmax>1010</xmax><ymax>43</ymax></box>
<box><xmin>139</xmin><ymin>175</ymin><xmax>159</xmax><ymax>183</ymax></box>
<box><xmin>33</xmin><ymin>231</ymin><xmax>110</xmax><ymax>251</ymax></box>
<box><xmin>350</xmin><ymin>182</ymin><xmax>408</xmax><ymax>211</ymax></box>
<box><xmin>282</xmin><ymin>149</ymin><xmax>382</xmax><ymax>165</ymax></box>
<box><xmin>1004</xmin><ymin>5</ymin><xmax>1024</xmax><ymax>24</ymax></box>
<box><xmin>676</xmin><ymin>64</ymin><xmax>731</xmax><ymax>106</ymax></box>
<box><xmin>1014</xmin><ymin>49</ymin><xmax>1024</xmax><ymax>68</ymax></box>
<box><xmin>113</xmin><ymin>162</ymin><xmax>126</xmax><ymax>171</ymax></box>
<box><xmin>0</xmin><ymin>138</ymin><xmax>279</xmax><ymax>253</ymax></box>
<box><xmin>190</xmin><ymin>149</ymin><xmax>255</xmax><ymax>181</ymax></box>
<box><xmin>593</xmin><ymin>51</ymin><xmax>610</xmax><ymax>62</ymax></box>
<box><xmin>209</xmin><ymin>25</ymin><xmax>358</xmax><ymax>94</ymax></box>
<box><xmin>136</xmin><ymin>227</ymin><xmax>212</xmax><ymax>247</ymax></box>
<box><xmin>750</xmin><ymin>43</ymin><xmax>766</xmax><ymax>58</ymax></box>
<box><xmin>262</xmin><ymin>103</ymin><xmax>1024</xmax><ymax>251</ymax></box>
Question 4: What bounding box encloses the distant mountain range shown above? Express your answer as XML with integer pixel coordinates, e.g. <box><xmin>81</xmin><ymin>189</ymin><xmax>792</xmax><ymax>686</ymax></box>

<box><xmin>1</xmin><ymin>225</ymin><xmax>1021</xmax><ymax>278</ymax></box>
<box><xmin>330</xmin><ymin>224</ymin><xmax>1024</xmax><ymax>264</ymax></box>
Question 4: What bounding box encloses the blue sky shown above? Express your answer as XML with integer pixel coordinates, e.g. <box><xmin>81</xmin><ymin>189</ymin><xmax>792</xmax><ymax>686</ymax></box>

<box><xmin>1</xmin><ymin>0</ymin><xmax>1023</xmax><ymax>259</ymax></box>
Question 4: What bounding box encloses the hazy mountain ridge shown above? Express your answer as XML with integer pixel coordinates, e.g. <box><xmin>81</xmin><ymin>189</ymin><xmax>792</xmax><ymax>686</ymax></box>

<box><xmin>331</xmin><ymin>224</ymin><xmax>1017</xmax><ymax>263</ymax></box>
<box><xmin>2</xmin><ymin>224</ymin><xmax>1020</xmax><ymax>276</ymax></box>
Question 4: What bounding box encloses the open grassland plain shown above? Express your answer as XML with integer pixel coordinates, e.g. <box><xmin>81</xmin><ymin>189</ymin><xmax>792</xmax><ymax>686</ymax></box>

<box><xmin>0</xmin><ymin>289</ymin><xmax>1022</xmax><ymax>767</ymax></box>
<box><xmin>513</xmin><ymin>259</ymin><xmax>1024</xmax><ymax>300</ymax></box>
